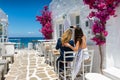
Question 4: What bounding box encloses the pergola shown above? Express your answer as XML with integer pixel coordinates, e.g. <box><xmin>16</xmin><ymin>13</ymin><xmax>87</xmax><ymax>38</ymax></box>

<box><xmin>0</xmin><ymin>8</ymin><xmax>8</xmax><ymax>42</ymax></box>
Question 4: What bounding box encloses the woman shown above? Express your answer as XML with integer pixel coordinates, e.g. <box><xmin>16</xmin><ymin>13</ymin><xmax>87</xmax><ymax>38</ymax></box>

<box><xmin>65</xmin><ymin>27</ymin><xmax>86</xmax><ymax>50</ymax></box>
<box><xmin>56</xmin><ymin>28</ymin><xmax>74</xmax><ymax>72</ymax></box>
<box><xmin>64</xmin><ymin>26</ymin><xmax>89</xmax><ymax>79</ymax></box>
<box><xmin>65</xmin><ymin>26</ymin><xmax>89</xmax><ymax>59</ymax></box>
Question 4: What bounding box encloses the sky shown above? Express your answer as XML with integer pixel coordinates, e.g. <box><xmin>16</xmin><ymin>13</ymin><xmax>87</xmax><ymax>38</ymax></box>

<box><xmin>0</xmin><ymin>0</ymin><xmax>51</xmax><ymax>37</ymax></box>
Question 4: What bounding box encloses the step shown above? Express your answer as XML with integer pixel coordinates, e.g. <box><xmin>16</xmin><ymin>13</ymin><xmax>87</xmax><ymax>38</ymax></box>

<box><xmin>85</xmin><ymin>73</ymin><xmax>112</xmax><ymax>80</ymax></box>
<box><xmin>103</xmin><ymin>67</ymin><xmax>120</xmax><ymax>80</ymax></box>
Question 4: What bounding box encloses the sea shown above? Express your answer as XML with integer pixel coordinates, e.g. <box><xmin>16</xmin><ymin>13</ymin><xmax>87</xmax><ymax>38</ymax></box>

<box><xmin>8</xmin><ymin>37</ymin><xmax>44</xmax><ymax>48</ymax></box>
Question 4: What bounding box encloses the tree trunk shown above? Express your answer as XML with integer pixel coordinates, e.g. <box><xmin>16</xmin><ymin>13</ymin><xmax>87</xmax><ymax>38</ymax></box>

<box><xmin>99</xmin><ymin>45</ymin><xmax>103</xmax><ymax>74</ymax></box>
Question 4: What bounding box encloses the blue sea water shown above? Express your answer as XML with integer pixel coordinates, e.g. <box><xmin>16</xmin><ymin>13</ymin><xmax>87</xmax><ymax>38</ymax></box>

<box><xmin>8</xmin><ymin>37</ymin><xmax>44</xmax><ymax>48</ymax></box>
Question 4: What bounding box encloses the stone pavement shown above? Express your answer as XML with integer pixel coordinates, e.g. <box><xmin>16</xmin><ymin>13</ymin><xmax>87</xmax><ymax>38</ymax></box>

<box><xmin>5</xmin><ymin>49</ymin><xmax>58</xmax><ymax>80</ymax></box>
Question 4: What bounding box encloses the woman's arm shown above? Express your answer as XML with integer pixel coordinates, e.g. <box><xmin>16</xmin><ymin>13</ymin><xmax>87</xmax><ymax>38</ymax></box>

<box><xmin>64</xmin><ymin>41</ymin><xmax>79</xmax><ymax>51</ymax></box>
<box><xmin>64</xmin><ymin>35</ymin><xmax>87</xmax><ymax>50</ymax></box>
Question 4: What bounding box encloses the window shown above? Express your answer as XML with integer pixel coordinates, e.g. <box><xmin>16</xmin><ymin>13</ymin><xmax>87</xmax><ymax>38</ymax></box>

<box><xmin>85</xmin><ymin>19</ymin><xmax>93</xmax><ymax>28</ymax></box>
<box><xmin>58</xmin><ymin>24</ymin><xmax>63</xmax><ymax>38</ymax></box>
<box><xmin>0</xmin><ymin>25</ymin><xmax>2</xmax><ymax>35</ymax></box>
<box><xmin>85</xmin><ymin>21</ymin><xmax>89</xmax><ymax>27</ymax></box>
<box><xmin>76</xmin><ymin>15</ymin><xmax>80</xmax><ymax>27</ymax></box>
<box><xmin>85</xmin><ymin>19</ymin><xmax>94</xmax><ymax>38</ymax></box>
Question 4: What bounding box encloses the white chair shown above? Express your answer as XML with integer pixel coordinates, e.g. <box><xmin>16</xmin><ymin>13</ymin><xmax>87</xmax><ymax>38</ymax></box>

<box><xmin>58</xmin><ymin>51</ymin><xmax>75</xmax><ymax>80</ymax></box>
<box><xmin>83</xmin><ymin>50</ymin><xmax>112</xmax><ymax>80</ymax></box>
<box><xmin>0</xmin><ymin>65</ymin><xmax>4</xmax><ymax>80</ymax></box>
<box><xmin>42</xmin><ymin>42</ymin><xmax>53</xmax><ymax>64</ymax></box>
<box><xmin>0</xmin><ymin>60</ymin><xmax>9</xmax><ymax>74</ymax></box>
<box><xmin>49</xmin><ymin>42</ymin><xmax>56</xmax><ymax>66</ymax></box>
<box><xmin>35</xmin><ymin>43</ymin><xmax>42</xmax><ymax>56</ymax></box>
<box><xmin>37</xmin><ymin>42</ymin><xmax>44</xmax><ymax>56</ymax></box>
<box><xmin>0</xmin><ymin>45</ymin><xmax>10</xmax><ymax>74</ymax></box>
<box><xmin>58</xmin><ymin>49</ymin><xmax>94</xmax><ymax>80</ymax></box>
<box><xmin>69</xmin><ymin>49</ymin><xmax>94</xmax><ymax>80</ymax></box>
<box><xmin>42</xmin><ymin>42</ymin><xmax>49</xmax><ymax>62</ymax></box>
<box><xmin>82</xmin><ymin>49</ymin><xmax>94</xmax><ymax>80</ymax></box>
<box><xmin>0</xmin><ymin>43</ymin><xmax>14</xmax><ymax>63</ymax></box>
<box><xmin>28</xmin><ymin>42</ymin><xmax>33</xmax><ymax>50</ymax></box>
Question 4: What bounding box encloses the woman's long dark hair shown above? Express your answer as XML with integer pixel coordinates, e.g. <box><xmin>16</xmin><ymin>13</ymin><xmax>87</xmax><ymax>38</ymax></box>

<box><xmin>74</xmin><ymin>27</ymin><xmax>84</xmax><ymax>46</ymax></box>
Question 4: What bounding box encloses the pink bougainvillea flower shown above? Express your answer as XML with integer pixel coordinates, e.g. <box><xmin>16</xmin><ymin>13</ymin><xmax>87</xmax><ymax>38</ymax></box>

<box><xmin>110</xmin><ymin>10</ymin><xmax>115</xmax><ymax>15</ymax></box>
<box><xmin>36</xmin><ymin>6</ymin><xmax>53</xmax><ymax>39</ymax></box>
<box><xmin>102</xmin><ymin>30</ymin><xmax>108</xmax><ymax>36</ymax></box>
<box><xmin>44</xmin><ymin>6</ymin><xmax>48</xmax><ymax>11</ymax></box>
<box><xmin>83</xmin><ymin>0</ymin><xmax>120</xmax><ymax>45</ymax></box>
<box><xmin>98</xmin><ymin>3</ymin><xmax>106</xmax><ymax>9</ymax></box>
<box><xmin>89</xmin><ymin>11</ymin><xmax>96</xmax><ymax>18</ymax></box>
<box><xmin>91</xmin><ymin>36</ymin><xmax>105</xmax><ymax>45</ymax></box>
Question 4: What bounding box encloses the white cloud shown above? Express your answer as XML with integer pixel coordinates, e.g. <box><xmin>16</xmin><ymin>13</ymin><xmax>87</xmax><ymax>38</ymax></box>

<box><xmin>28</xmin><ymin>32</ymin><xmax>34</xmax><ymax>34</ymax></box>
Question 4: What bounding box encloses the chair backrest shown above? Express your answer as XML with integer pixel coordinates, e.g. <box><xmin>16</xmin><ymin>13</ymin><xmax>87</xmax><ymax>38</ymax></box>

<box><xmin>63</xmin><ymin>51</ymin><xmax>76</xmax><ymax>80</ymax></box>
<box><xmin>4</xmin><ymin>43</ymin><xmax>15</xmax><ymax>55</ymax></box>
<box><xmin>59</xmin><ymin>50</ymin><xmax>94</xmax><ymax>80</ymax></box>
<box><xmin>51</xmin><ymin>42</ymin><xmax>56</xmax><ymax>49</ymax></box>
<box><xmin>64</xmin><ymin>51</ymin><xmax>76</xmax><ymax>62</ymax></box>
<box><xmin>82</xmin><ymin>49</ymin><xmax>94</xmax><ymax>80</ymax></box>
<box><xmin>83</xmin><ymin>49</ymin><xmax>94</xmax><ymax>73</ymax></box>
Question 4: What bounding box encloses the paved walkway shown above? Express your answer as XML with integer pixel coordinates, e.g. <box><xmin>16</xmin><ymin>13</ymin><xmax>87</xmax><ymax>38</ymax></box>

<box><xmin>5</xmin><ymin>49</ymin><xmax>58</xmax><ymax>80</ymax></box>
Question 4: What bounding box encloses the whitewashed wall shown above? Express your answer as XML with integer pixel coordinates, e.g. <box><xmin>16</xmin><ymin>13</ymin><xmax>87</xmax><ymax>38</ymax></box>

<box><xmin>52</xmin><ymin>18</ymin><xmax>64</xmax><ymax>40</ymax></box>
<box><xmin>50</xmin><ymin>0</ymin><xmax>83</xmax><ymax>40</ymax></box>
<box><xmin>106</xmin><ymin>6</ymin><xmax>120</xmax><ymax>69</ymax></box>
<box><xmin>49</xmin><ymin>0</ymin><xmax>91</xmax><ymax>40</ymax></box>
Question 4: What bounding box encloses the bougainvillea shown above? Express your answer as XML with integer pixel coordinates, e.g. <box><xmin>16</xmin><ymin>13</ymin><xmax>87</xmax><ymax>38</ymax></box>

<box><xmin>36</xmin><ymin>6</ymin><xmax>53</xmax><ymax>39</ymax></box>
<box><xmin>83</xmin><ymin>0</ymin><xmax>120</xmax><ymax>73</ymax></box>
<box><xmin>83</xmin><ymin>0</ymin><xmax>120</xmax><ymax>45</ymax></box>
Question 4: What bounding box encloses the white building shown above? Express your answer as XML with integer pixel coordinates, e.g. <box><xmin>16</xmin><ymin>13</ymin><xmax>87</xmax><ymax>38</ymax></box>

<box><xmin>49</xmin><ymin>0</ymin><xmax>93</xmax><ymax>43</ymax></box>
<box><xmin>0</xmin><ymin>8</ymin><xmax>8</xmax><ymax>42</ymax></box>
<box><xmin>49</xmin><ymin>0</ymin><xmax>120</xmax><ymax>80</ymax></box>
